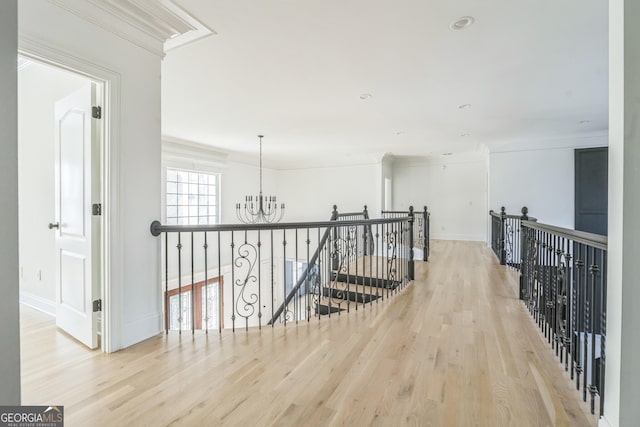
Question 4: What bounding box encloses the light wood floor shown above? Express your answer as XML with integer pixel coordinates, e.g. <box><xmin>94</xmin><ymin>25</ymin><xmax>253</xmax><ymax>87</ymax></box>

<box><xmin>21</xmin><ymin>240</ymin><xmax>597</xmax><ymax>426</ymax></box>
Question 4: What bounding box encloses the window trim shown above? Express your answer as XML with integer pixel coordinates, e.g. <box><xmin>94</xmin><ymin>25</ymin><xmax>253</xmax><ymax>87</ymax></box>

<box><xmin>165</xmin><ymin>276</ymin><xmax>224</xmax><ymax>330</ymax></box>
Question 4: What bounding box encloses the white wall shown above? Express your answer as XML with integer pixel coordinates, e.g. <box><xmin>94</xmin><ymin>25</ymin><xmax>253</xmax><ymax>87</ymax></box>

<box><xmin>489</xmin><ymin>148</ymin><xmax>575</xmax><ymax>228</ymax></box>
<box><xmin>488</xmin><ymin>137</ymin><xmax>608</xmax><ymax>229</ymax></box>
<box><xmin>603</xmin><ymin>1</ymin><xmax>640</xmax><ymax>425</ymax></box>
<box><xmin>19</xmin><ymin>1</ymin><xmax>162</xmax><ymax>350</ymax></box>
<box><xmin>0</xmin><ymin>0</ymin><xmax>20</xmax><ymax>405</ymax></box>
<box><xmin>18</xmin><ymin>62</ymin><xmax>88</xmax><ymax>313</ymax></box>
<box><xmin>392</xmin><ymin>154</ymin><xmax>488</xmax><ymax>241</ymax></box>
<box><xmin>278</xmin><ymin>164</ymin><xmax>379</xmax><ymax>221</ymax></box>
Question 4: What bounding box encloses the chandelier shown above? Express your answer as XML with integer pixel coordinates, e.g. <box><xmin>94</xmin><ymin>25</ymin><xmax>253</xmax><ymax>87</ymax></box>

<box><xmin>236</xmin><ymin>135</ymin><xmax>285</xmax><ymax>223</ymax></box>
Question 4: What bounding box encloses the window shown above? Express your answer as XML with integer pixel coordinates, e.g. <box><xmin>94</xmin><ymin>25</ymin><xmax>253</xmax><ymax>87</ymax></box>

<box><xmin>166</xmin><ymin>168</ymin><xmax>219</xmax><ymax>225</ymax></box>
<box><xmin>285</xmin><ymin>260</ymin><xmax>309</xmax><ymax>297</ymax></box>
<box><xmin>165</xmin><ymin>277</ymin><xmax>222</xmax><ymax>331</ymax></box>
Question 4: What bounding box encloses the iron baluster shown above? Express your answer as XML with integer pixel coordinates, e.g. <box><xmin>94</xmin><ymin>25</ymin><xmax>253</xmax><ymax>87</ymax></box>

<box><xmin>217</xmin><ymin>231</ymin><xmax>222</xmax><ymax>334</ymax></box>
<box><xmin>306</xmin><ymin>229</ymin><xmax>310</xmax><ymax>321</ymax></box>
<box><xmin>270</xmin><ymin>229</ymin><xmax>274</xmax><ymax>326</ymax></box>
<box><xmin>164</xmin><ymin>232</ymin><xmax>169</xmax><ymax>333</ymax></box>
<box><xmin>600</xmin><ymin>250</ymin><xmax>607</xmax><ymax>417</ymax></box>
<box><xmin>204</xmin><ymin>232</ymin><xmax>208</xmax><ymax>334</ymax></box>
<box><xmin>230</xmin><ymin>231</ymin><xmax>235</xmax><ymax>332</ymax></box>
<box><xmin>177</xmin><ymin>232</ymin><xmax>182</xmax><ymax>334</ymax></box>
<box><xmin>257</xmin><ymin>230</ymin><xmax>262</xmax><ymax>329</ymax></box>
<box><xmin>575</xmin><ymin>248</ymin><xmax>584</xmax><ymax>391</ymax></box>
<box><xmin>589</xmin><ymin>248</ymin><xmax>599</xmax><ymax>414</ymax></box>
<box><xmin>191</xmin><ymin>232</ymin><xmax>195</xmax><ymax>334</ymax></box>
<box><xmin>583</xmin><ymin>245</ymin><xmax>590</xmax><ymax>402</ymax></box>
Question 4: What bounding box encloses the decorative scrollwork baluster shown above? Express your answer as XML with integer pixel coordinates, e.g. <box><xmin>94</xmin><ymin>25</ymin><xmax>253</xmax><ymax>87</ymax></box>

<box><xmin>233</xmin><ymin>235</ymin><xmax>259</xmax><ymax>331</ymax></box>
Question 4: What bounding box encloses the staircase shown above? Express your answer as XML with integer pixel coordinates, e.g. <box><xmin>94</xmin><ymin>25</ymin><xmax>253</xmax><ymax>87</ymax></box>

<box><xmin>314</xmin><ymin>255</ymin><xmax>402</xmax><ymax>315</ymax></box>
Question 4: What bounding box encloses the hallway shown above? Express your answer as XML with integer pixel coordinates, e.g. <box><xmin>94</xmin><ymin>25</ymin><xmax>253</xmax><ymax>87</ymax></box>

<box><xmin>21</xmin><ymin>240</ymin><xmax>596</xmax><ymax>426</ymax></box>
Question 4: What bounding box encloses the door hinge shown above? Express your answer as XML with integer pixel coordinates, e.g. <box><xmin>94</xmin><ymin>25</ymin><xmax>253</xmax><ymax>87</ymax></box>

<box><xmin>92</xmin><ymin>106</ymin><xmax>102</xmax><ymax>119</ymax></box>
<box><xmin>92</xmin><ymin>203</ymin><xmax>102</xmax><ymax>216</ymax></box>
<box><xmin>93</xmin><ymin>299</ymin><xmax>102</xmax><ymax>312</ymax></box>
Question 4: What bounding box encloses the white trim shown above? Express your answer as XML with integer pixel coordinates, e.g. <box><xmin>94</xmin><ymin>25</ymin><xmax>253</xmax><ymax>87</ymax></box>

<box><xmin>20</xmin><ymin>292</ymin><xmax>56</xmax><ymax>317</ymax></box>
<box><xmin>430</xmin><ymin>233</ymin><xmax>486</xmax><ymax>242</ymax></box>
<box><xmin>18</xmin><ymin>35</ymin><xmax>122</xmax><ymax>353</ymax></box>
<box><xmin>162</xmin><ymin>137</ymin><xmax>229</xmax><ymax>172</ymax></box>
<box><xmin>598</xmin><ymin>416</ymin><xmax>613</xmax><ymax>427</ymax></box>
<box><xmin>120</xmin><ymin>312</ymin><xmax>163</xmax><ymax>349</ymax></box>
<box><xmin>46</xmin><ymin>0</ymin><xmax>214</xmax><ymax>58</ymax></box>
<box><xmin>489</xmin><ymin>132</ymin><xmax>608</xmax><ymax>154</ymax></box>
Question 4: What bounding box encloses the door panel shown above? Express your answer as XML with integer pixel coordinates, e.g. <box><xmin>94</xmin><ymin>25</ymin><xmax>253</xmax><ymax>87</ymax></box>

<box><xmin>60</xmin><ymin>111</ymin><xmax>85</xmax><ymax>237</ymax></box>
<box><xmin>575</xmin><ymin>147</ymin><xmax>608</xmax><ymax>235</ymax></box>
<box><xmin>54</xmin><ymin>83</ymin><xmax>98</xmax><ymax>349</ymax></box>
<box><xmin>59</xmin><ymin>251</ymin><xmax>86</xmax><ymax>313</ymax></box>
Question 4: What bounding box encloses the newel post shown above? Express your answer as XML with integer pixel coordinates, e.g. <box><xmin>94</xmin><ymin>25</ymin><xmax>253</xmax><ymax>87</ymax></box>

<box><xmin>499</xmin><ymin>206</ymin><xmax>507</xmax><ymax>265</ymax></box>
<box><xmin>422</xmin><ymin>206</ymin><xmax>429</xmax><ymax>261</ymax></box>
<box><xmin>519</xmin><ymin>206</ymin><xmax>529</xmax><ymax>300</ymax></box>
<box><xmin>408</xmin><ymin>206</ymin><xmax>415</xmax><ymax>280</ymax></box>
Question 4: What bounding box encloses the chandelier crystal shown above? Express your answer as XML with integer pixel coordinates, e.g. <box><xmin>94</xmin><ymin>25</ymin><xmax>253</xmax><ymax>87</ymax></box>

<box><xmin>235</xmin><ymin>135</ymin><xmax>285</xmax><ymax>224</ymax></box>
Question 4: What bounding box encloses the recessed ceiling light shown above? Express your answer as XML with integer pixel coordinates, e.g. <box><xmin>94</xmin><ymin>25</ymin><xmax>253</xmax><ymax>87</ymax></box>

<box><xmin>458</xmin><ymin>104</ymin><xmax>472</xmax><ymax>109</ymax></box>
<box><xmin>450</xmin><ymin>16</ymin><xmax>475</xmax><ymax>31</ymax></box>
<box><xmin>578</xmin><ymin>120</ymin><xmax>591</xmax><ymax>124</ymax></box>
<box><xmin>359</xmin><ymin>93</ymin><xmax>372</xmax><ymax>100</ymax></box>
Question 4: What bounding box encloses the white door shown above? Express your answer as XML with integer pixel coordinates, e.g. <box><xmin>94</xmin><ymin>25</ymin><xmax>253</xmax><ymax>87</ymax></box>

<box><xmin>53</xmin><ymin>83</ymin><xmax>100</xmax><ymax>349</ymax></box>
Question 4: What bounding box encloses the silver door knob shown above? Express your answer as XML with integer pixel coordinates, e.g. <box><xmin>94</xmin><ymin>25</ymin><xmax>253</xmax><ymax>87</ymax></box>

<box><xmin>48</xmin><ymin>222</ymin><xmax>60</xmax><ymax>229</ymax></box>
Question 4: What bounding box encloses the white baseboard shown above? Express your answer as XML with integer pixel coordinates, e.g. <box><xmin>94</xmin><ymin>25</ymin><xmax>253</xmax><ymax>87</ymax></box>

<box><xmin>429</xmin><ymin>233</ymin><xmax>485</xmax><ymax>241</ymax></box>
<box><xmin>120</xmin><ymin>312</ymin><xmax>163</xmax><ymax>349</ymax></box>
<box><xmin>598</xmin><ymin>415</ymin><xmax>614</xmax><ymax>427</ymax></box>
<box><xmin>20</xmin><ymin>291</ymin><xmax>56</xmax><ymax>317</ymax></box>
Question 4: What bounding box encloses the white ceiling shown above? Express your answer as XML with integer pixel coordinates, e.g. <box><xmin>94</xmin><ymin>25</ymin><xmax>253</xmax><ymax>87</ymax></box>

<box><xmin>161</xmin><ymin>0</ymin><xmax>608</xmax><ymax>169</ymax></box>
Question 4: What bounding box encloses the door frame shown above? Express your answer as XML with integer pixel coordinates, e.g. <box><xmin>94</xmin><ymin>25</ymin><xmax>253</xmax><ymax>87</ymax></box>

<box><xmin>19</xmin><ymin>36</ymin><xmax>121</xmax><ymax>353</ymax></box>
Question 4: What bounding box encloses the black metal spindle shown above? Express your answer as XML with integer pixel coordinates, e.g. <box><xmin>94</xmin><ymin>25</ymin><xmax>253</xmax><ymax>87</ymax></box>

<box><xmin>191</xmin><ymin>232</ymin><xmax>195</xmax><ymax>334</ymax></box>
<box><xmin>576</xmin><ymin>244</ymin><xmax>584</xmax><ymax>391</ymax></box>
<box><xmin>177</xmin><ymin>232</ymin><xmax>182</xmax><ymax>334</ymax></box>
<box><xmin>217</xmin><ymin>231</ymin><xmax>221</xmax><ymax>334</ymax></box>
<box><xmin>306</xmin><ymin>229</ymin><xmax>310</xmax><ymax>321</ymax></box>
<box><xmin>283</xmin><ymin>229</ymin><xmax>288</xmax><ymax>326</ymax></box>
<box><xmin>164</xmin><ymin>232</ymin><xmax>169</xmax><ymax>333</ymax></box>
<box><xmin>375</xmin><ymin>224</ymin><xmax>380</xmax><ymax>302</ymax></box>
<box><xmin>204</xmin><ymin>232</ymin><xmax>208</xmax><ymax>334</ymax></box>
<box><xmin>257</xmin><ymin>230</ymin><xmax>262</xmax><ymax>329</ymax></box>
<box><xmin>589</xmin><ymin>247</ymin><xmax>598</xmax><ymax>414</ymax></box>
<box><xmin>564</xmin><ymin>242</ymin><xmax>573</xmax><ymax>372</ymax></box>
<box><xmin>270</xmin><ymin>229</ymin><xmax>274</xmax><ymax>326</ymax></box>
<box><xmin>231</xmin><ymin>231</ymin><xmax>235</xmax><ymax>332</ymax></box>
<box><xmin>583</xmin><ymin>244</ymin><xmax>589</xmax><ymax>401</ymax></box>
<box><xmin>600</xmin><ymin>250</ymin><xmax>607</xmax><ymax>416</ymax></box>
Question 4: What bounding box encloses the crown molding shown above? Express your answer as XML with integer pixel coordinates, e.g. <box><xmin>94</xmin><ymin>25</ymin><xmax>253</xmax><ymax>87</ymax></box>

<box><xmin>47</xmin><ymin>0</ymin><xmax>214</xmax><ymax>58</ymax></box>
<box><xmin>489</xmin><ymin>131</ymin><xmax>608</xmax><ymax>154</ymax></box>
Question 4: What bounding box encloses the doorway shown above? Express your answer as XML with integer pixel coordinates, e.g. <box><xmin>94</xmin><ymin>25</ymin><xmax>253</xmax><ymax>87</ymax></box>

<box><xmin>18</xmin><ymin>56</ymin><xmax>104</xmax><ymax>350</ymax></box>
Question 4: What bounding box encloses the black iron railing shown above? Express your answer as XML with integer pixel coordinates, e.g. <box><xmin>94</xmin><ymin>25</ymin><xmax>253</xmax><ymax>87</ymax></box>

<box><xmin>489</xmin><ymin>206</ymin><xmax>536</xmax><ymax>269</ymax></box>
<box><xmin>520</xmin><ymin>221</ymin><xmax>607</xmax><ymax>417</ymax></box>
<box><xmin>150</xmin><ymin>205</ymin><xmax>416</xmax><ymax>333</ymax></box>
<box><xmin>490</xmin><ymin>208</ymin><xmax>608</xmax><ymax>417</ymax></box>
<box><xmin>382</xmin><ymin>206</ymin><xmax>430</xmax><ymax>261</ymax></box>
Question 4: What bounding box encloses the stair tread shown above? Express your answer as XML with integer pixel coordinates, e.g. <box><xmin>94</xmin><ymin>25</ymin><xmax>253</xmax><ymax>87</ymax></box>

<box><xmin>337</xmin><ymin>255</ymin><xmax>403</xmax><ymax>281</ymax></box>
<box><xmin>322</xmin><ymin>282</ymin><xmax>387</xmax><ymax>297</ymax></box>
